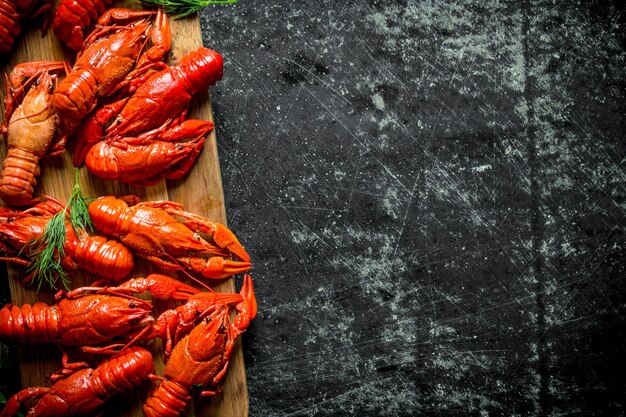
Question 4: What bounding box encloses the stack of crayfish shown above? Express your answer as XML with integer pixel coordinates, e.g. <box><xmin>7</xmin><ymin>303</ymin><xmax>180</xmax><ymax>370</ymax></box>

<box><xmin>0</xmin><ymin>193</ymin><xmax>256</xmax><ymax>417</ymax></box>
<box><xmin>0</xmin><ymin>273</ymin><xmax>257</xmax><ymax>417</ymax></box>
<box><xmin>0</xmin><ymin>196</ymin><xmax>256</xmax><ymax>417</ymax></box>
<box><xmin>1</xmin><ymin>2</ymin><xmax>256</xmax><ymax>417</ymax></box>
<box><xmin>0</xmin><ymin>195</ymin><xmax>252</xmax><ymax>284</ymax></box>
<box><xmin>1</xmin><ymin>6</ymin><xmax>223</xmax><ymax>207</ymax></box>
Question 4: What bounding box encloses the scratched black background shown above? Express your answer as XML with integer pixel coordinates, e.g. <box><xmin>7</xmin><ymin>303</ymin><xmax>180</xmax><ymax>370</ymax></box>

<box><xmin>2</xmin><ymin>1</ymin><xmax>626</xmax><ymax>416</ymax></box>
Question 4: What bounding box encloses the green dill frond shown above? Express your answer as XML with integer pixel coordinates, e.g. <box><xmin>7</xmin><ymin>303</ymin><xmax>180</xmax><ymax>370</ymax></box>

<box><xmin>67</xmin><ymin>169</ymin><xmax>93</xmax><ymax>234</ymax></box>
<box><xmin>141</xmin><ymin>0</ymin><xmax>237</xmax><ymax>18</ymax></box>
<box><xmin>26</xmin><ymin>169</ymin><xmax>92</xmax><ymax>292</ymax></box>
<box><xmin>27</xmin><ymin>212</ymin><xmax>69</xmax><ymax>291</ymax></box>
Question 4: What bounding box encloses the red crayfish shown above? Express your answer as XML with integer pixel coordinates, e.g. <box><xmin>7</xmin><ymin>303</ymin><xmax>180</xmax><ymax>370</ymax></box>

<box><xmin>0</xmin><ymin>62</ymin><xmax>67</xmax><ymax>207</ymax></box>
<box><xmin>143</xmin><ymin>274</ymin><xmax>257</xmax><ymax>417</ymax></box>
<box><xmin>75</xmin><ymin>46</ymin><xmax>223</xmax><ymax>186</ymax></box>
<box><xmin>0</xmin><ymin>273</ymin><xmax>252</xmax><ymax>354</ymax></box>
<box><xmin>0</xmin><ymin>281</ymin><xmax>155</xmax><ymax>351</ymax></box>
<box><xmin>88</xmin><ymin>195</ymin><xmax>251</xmax><ymax>281</ymax></box>
<box><xmin>52</xmin><ymin>8</ymin><xmax>171</xmax><ymax>135</ymax></box>
<box><xmin>0</xmin><ymin>0</ymin><xmax>51</xmax><ymax>53</ymax></box>
<box><xmin>0</xmin><ymin>197</ymin><xmax>134</xmax><ymax>283</ymax></box>
<box><xmin>0</xmin><ymin>346</ymin><xmax>154</xmax><ymax>417</ymax></box>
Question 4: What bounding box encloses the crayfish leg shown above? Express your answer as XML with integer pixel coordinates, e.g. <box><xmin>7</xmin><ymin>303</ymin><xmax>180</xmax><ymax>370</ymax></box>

<box><xmin>134</xmin><ymin>200</ymin><xmax>185</xmax><ymax>211</ymax></box>
<box><xmin>0</xmin><ymin>387</ymin><xmax>50</xmax><ymax>417</ymax></box>
<box><xmin>114</xmin><ymin>274</ymin><xmax>201</xmax><ymax>301</ymax></box>
<box><xmin>49</xmin><ymin>352</ymin><xmax>89</xmax><ymax>383</ymax></box>
<box><xmin>44</xmin><ymin>132</ymin><xmax>69</xmax><ymax>158</ymax></box>
<box><xmin>0</xmin><ymin>256</ymin><xmax>30</xmax><ymax>266</ymax></box>
<box><xmin>199</xmin><ymin>387</ymin><xmax>222</xmax><ymax>397</ymax></box>
<box><xmin>74</xmin><ymin>98</ymin><xmax>129</xmax><ymax>167</ymax></box>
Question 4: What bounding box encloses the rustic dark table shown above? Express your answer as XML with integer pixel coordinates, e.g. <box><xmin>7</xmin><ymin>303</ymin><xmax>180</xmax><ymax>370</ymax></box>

<box><xmin>2</xmin><ymin>1</ymin><xmax>626</xmax><ymax>416</ymax></box>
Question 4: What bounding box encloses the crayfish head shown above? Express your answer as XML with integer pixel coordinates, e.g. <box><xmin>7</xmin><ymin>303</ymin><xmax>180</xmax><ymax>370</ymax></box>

<box><xmin>186</xmin><ymin>308</ymin><xmax>230</xmax><ymax>361</ymax></box>
<box><xmin>20</xmin><ymin>71</ymin><xmax>55</xmax><ymax>122</ymax></box>
<box><xmin>108</xmin><ymin>20</ymin><xmax>152</xmax><ymax>59</ymax></box>
<box><xmin>59</xmin><ymin>295</ymin><xmax>154</xmax><ymax>345</ymax></box>
<box><xmin>100</xmin><ymin>297</ymin><xmax>155</xmax><ymax>338</ymax></box>
<box><xmin>8</xmin><ymin>71</ymin><xmax>58</xmax><ymax>153</ymax></box>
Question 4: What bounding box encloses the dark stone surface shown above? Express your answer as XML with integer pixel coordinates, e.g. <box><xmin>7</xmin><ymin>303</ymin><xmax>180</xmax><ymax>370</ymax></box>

<box><xmin>1</xmin><ymin>1</ymin><xmax>625</xmax><ymax>416</ymax></box>
<box><xmin>199</xmin><ymin>1</ymin><xmax>625</xmax><ymax>416</ymax></box>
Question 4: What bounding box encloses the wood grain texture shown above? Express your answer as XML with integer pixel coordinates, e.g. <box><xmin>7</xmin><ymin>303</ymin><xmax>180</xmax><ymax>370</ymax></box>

<box><xmin>0</xmin><ymin>2</ymin><xmax>249</xmax><ymax>416</ymax></box>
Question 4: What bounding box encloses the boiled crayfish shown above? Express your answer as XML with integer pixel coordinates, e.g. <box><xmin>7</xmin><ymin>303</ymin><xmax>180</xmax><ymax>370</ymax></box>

<box><xmin>0</xmin><ymin>273</ymin><xmax>253</xmax><ymax>354</ymax></box>
<box><xmin>0</xmin><ymin>197</ymin><xmax>134</xmax><ymax>283</ymax></box>
<box><xmin>0</xmin><ymin>273</ymin><xmax>200</xmax><ymax>352</ymax></box>
<box><xmin>143</xmin><ymin>274</ymin><xmax>257</xmax><ymax>417</ymax></box>
<box><xmin>0</xmin><ymin>346</ymin><xmax>154</xmax><ymax>417</ymax></box>
<box><xmin>0</xmin><ymin>62</ymin><xmax>67</xmax><ymax>207</ymax></box>
<box><xmin>75</xmin><ymin>46</ymin><xmax>222</xmax><ymax>186</ymax></box>
<box><xmin>52</xmin><ymin>8</ymin><xmax>171</xmax><ymax>135</ymax></box>
<box><xmin>0</xmin><ymin>0</ymin><xmax>51</xmax><ymax>53</ymax></box>
<box><xmin>88</xmin><ymin>195</ymin><xmax>251</xmax><ymax>281</ymax></box>
<box><xmin>76</xmin><ymin>273</ymin><xmax>256</xmax><ymax>357</ymax></box>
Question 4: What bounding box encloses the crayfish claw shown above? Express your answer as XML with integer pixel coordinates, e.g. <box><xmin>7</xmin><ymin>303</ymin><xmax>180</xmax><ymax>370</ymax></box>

<box><xmin>223</xmin><ymin>259</ymin><xmax>254</xmax><ymax>276</ymax></box>
<box><xmin>182</xmin><ymin>220</ymin><xmax>250</xmax><ymax>262</ymax></box>
<box><xmin>177</xmin><ymin>256</ymin><xmax>252</xmax><ymax>280</ymax></box>
<box><xmin>234</xmin><ymin>274</ymin><xmax>257</xmax><ymax>333</ymax></box>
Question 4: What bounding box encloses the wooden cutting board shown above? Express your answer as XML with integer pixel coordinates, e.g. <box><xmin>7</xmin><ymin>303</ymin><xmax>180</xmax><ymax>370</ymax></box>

<box><xmin>0</xmin><ymin>2</ymin><xmax>250</xmax><ymax>417</ymax></box>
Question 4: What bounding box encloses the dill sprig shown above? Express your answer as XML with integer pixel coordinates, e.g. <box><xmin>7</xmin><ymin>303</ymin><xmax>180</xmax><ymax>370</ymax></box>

<box><xmin>26</xmin><ymin>169</ymin><xmax>93</xmax><ymax>292</ymax></box>
<box><xmin>67</xmin><ymin>169</ymin><xmax>94</xmax><ymax>234</ymax></box>
<box><xmin>141</xmin><ymin>0</ymin><xmax>237</xmax><ymax>18</ymax></box>
<box><xmin>27</xmin><ymin>214</ymin><xmax>69</xmax><ymax>292</ymax></box>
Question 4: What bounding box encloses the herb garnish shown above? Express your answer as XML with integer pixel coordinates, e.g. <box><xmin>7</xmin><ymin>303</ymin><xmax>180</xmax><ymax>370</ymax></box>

<box><xmin>141</xmin><ymin>0</ymin><xmax>237</xmax><ymax>19</ymax></box>
<box><xmin>27</xmin><ymin>170</ymin><xmax>93</xmax><ymax>291</ymax></box>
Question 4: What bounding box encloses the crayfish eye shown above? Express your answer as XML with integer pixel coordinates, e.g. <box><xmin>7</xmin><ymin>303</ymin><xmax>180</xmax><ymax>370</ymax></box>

<box><xmin>190</xmin><ymin>383</ymin><xmax>205</xmax><ymax>395</ymax></box>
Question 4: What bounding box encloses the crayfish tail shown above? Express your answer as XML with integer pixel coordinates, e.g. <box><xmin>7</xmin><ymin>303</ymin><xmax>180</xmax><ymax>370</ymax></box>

<box><xmin>0</xmin><ymin>302</ymin><xmax>59</xmax><ymax>344</ymax></box>
<box><xmin>0</xmin><ymin>2</ymin><xmax>20</xmax><ymax>54</ymax></box>
<box><xmin>71</xmin><ymin>235</ymin><xmax>135</xmax><ymax>282</ymax></box>
<box><xmin>93</xmin><ymin>346</ymin><xmax>155</xmax><ymax>396</ymax></box>
<box><xmin>143</xmin><ymin>380</ymin><xmax>191</xmax><ymax>417</ymax></box>
<box><xmin>0</xmin><ymin>148</ymin><xmax>40</xmax><ymax>206</ymax></box>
